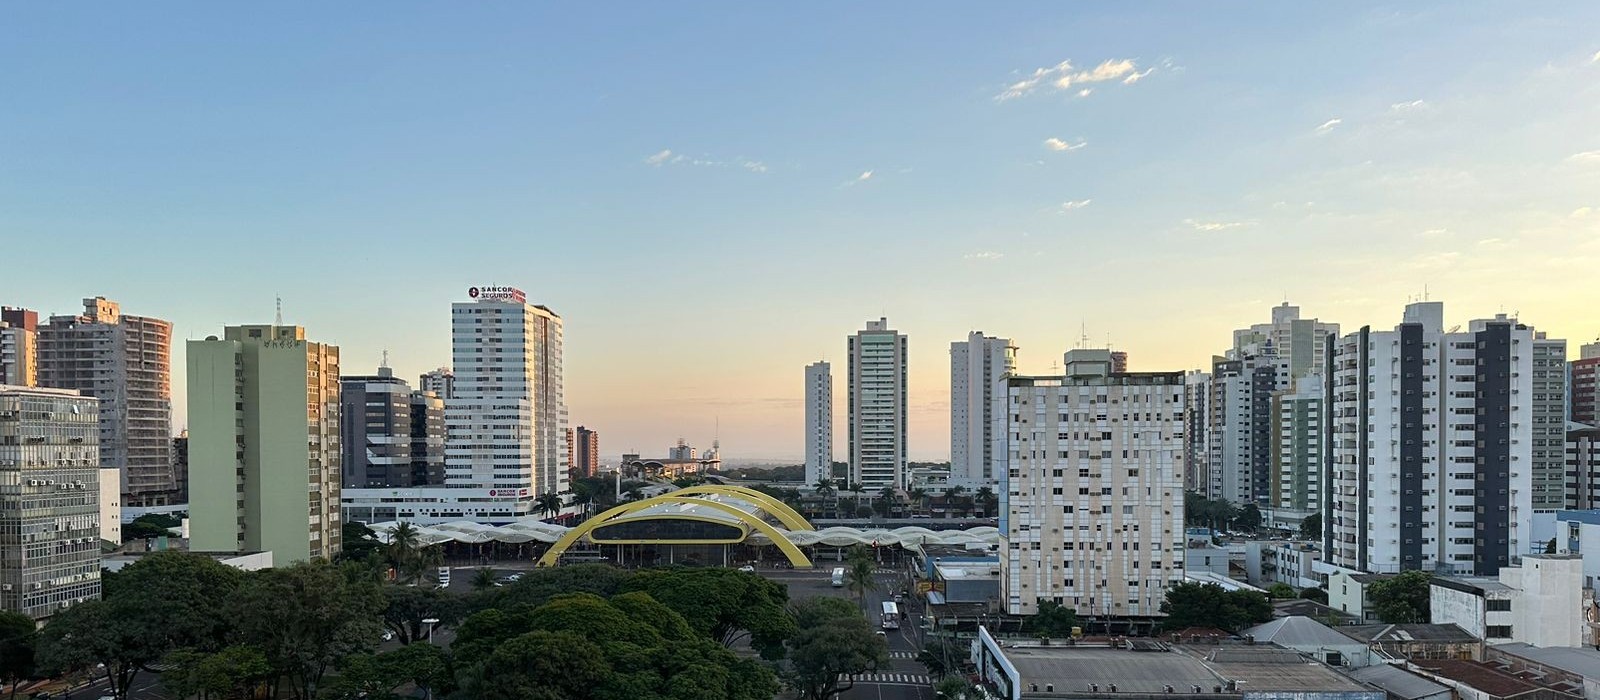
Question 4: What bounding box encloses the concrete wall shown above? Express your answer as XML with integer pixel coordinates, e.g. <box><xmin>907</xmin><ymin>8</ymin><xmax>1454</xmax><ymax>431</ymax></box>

<box><xmin>249</xmin><ymin>340</ymin><xmax>313</xmax><ymax>564</ymax></box>
<box><xmin>1509</xmin><ymin>555</ymin><xmax>1582</xmax><ymax>648</ymax></box>
<box><xmin>1431</xmin><ymin>584</ymin><xmax>1490</xmax><ymax>640</ymax></box>
<box><xmin>187</xmin><ymin>339</ymin><xmax>241</xmax><ymax>553</ymax></box>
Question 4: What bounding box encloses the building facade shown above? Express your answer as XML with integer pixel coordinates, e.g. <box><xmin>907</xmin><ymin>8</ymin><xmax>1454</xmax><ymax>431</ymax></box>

<box><xmin>1529</xmin><ymin>337</ymin><xmax>1568</xmax><ymax>512</ymax></box>
<box><xmin>996</xmin><ymin>349</ymin><xmax>1186</xmax><ymax>618</ymax></box>
<box><xmin>848</xmin><ymin>318</ymin><xmax>907</xmax><ymax>491</ymax></box>
<box><xmin>1205</xmin><ymin>353</ymin><xmax>1288</xmax><ymax>507</ymax></box>
<box><xmin>1271</xmin><ymin>376</ymin><xmax>1325</xmax><ymax>516</ymax></box>
<box><xmin>0</xmin><ymin>307</ymin><xmax>38</xmax><ymax>387</ymax></box>
<box><xmin>951</xmin><ymin>331</ymin><xmax>1016</xmax><ymax>490</ymax></box>
<box><xmin>419</xmin><ymin>367</ymin><xmax>455</xmax><ymax>400</ymax></box>
<box><xmin>36</xmin><ymin>297</ymin><xmax>174</xmax><ymax>503</ymax></box>
<box><xmin>1568</xmin><ymin>425</ymin><xmax>1600</xmax><ymax>511</ymax></box>
<box><xmin>339</xmin><ymin>366</ymin><xmax>444</xmax><ymax>489</ymax></box>
<box><xmin>0</xmin><ymin>385</ymin><xmax>102</xmax><ymax>621</ymax></box>
<box><xmin>1325</xmin><ymin>303</ymin><xmax>1546</xmax><ymax>576</ymax></box>
<box><xmin>1429</xmin><ymin>555</ymin><xmax>1582</xmax><ymax>648</ymax></box>
<box><xmin>574</xmin><ymin>425</ymin><xmax>599</xmax><ymax>478</ymax></box>
<box><xmin>188</xmin><ymin>324</ymin><xmax>341</xmax><ymax>563</ymax></box>
<box><xmin>444</xmin><ymin>287</ymin><xmax>567</xmax><ymax>518</ymax></box>
<box><xmin>804</xmin><ymin>360</ymin><xmax>833</xmax><ymax>487</ymax></box>
<box><xmin>1230</xmin><ymin>302</ymin><xmax>1339</xmax><ymax>379</ymax></box>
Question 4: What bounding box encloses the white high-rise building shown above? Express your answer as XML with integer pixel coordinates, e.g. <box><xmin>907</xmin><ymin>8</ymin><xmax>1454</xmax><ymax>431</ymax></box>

<box><xmin>804</xmin><ymin>361</ymin><xmax>833</xmax><ymax>487</ymax></box>
<box><xmin>446</xmin><ymin>286</ymin><xmax>567</xmax><ymax>516</ymax></box>
<box><xmin>848</xmin><ymin>318</ymin><xmax>907</xmax><ymax>491</ymax></box>
<box><xmin>1326</xmin><ymin>302</ymin><xmax>1553</xmax><ymax>576</ymax></box>
<box><xmin>1231</xmin><ymin>302</ymin><xmax>1339</xmax><ymax>380</ymax></box>
<box><xmin>996</xmin><ymin>349</ymin><xmax>1187</xmax><ymax>618</ymax></box>
<box><xmin>950</xmin><ymin>331</ymin><xmax>1016</xmax><ymax>490</ymax></box>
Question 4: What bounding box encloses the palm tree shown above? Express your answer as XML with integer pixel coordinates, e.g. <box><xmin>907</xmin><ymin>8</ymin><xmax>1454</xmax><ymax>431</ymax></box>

<box><xmin>878</xmin><ymin>486</ymin><xmax>899</xmax><ymax>517</ymax></box>
<box><xmin>946</xmin><ymin>484</ymin><xmax>968</xmax><ymax>517</ymax></box>
<box><xmin>386</xmin><ymin>521</ymin><xmax>423</xmax><ymax>582</ymax></box>
<box><xmin>844</xmin><ymin>545</ymin><xmax>879</xmax><ymax>612</ymax></box>
<box><xmin>813</xmin><ymin>476</ymin><xmax>836</xmax><ymax>498</ymax></box>
<box><xmin>848</xmin><ymin>482</ymin><xmax>866</xmax><ymax>512</ymax></box>
<box><xmin>909</xmin><ymin>487</ymin><xmax>929</xmax><ymax>516</ymax></box>
<box><xmin>534</xmin><ymin>492</ymin><xmax>564</xmax><ymax>520</ymax></box>
<box><xmin>974</xmin><ymin>486</ymin><xmax>997</xmax><ymax>518</ymax></box>
<box><xmin>471</xmin><ymin>567</ymin><xmax>498</xmax><ymax>590</ymax></box>
<box><xmin>624</xmin><ymin>487</ymin><xmax>644</xmax><ymax>502</ymax></box>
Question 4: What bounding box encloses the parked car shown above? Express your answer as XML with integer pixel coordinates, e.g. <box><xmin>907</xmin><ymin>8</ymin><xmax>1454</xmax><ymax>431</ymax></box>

<box><xmin>738</xmin><ymin>564</ymin><xmax>756</xmax><ymax>573</ymax></box>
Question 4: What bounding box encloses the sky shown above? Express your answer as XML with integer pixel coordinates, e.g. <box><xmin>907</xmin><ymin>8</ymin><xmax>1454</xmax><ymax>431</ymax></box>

<box><xmin>3</xmin><ymin>3</ymin><xmax>1599</xmax><ymax>461</ymax></box>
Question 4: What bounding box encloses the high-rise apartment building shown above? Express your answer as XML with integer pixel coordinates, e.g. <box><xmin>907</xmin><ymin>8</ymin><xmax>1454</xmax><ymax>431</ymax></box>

<box><xmin>996</xmin><ymin>349</ymin><xmax>1186</xmax><ymax>617</ymax></box>
<box><xmin>1205</xmin><ymin>354</ymin><xmax>1288</xmax><ymax>507</ymax></box>
<box><xmin>1110</xmin><ymin>351</ymin><xmax>1129</xmax><ymax>374</ymax></box>
<box><xmin>1270</xmin><ymin>376</ymin><xmax>1324</xmax><ymax>514</ymax></box>
<box><xmin>1571</xmin><ymin>341</ymin><xmax>1600</xmax><ymax>429</ymax></box>
<box><xmin>420</xmin><ymin>367</ymin><xmax>455</xmax><ymax>400</ymax></box>
<box><xmin>1231</xmin><ymin>302</ymin><xmax>1339</xmax><ymax>379</ymax></box>
<box><xmin>848</xmin><ymin>318</ymin><xmax>907</xmax><ymax>491</ymax></box>
<box><xmin>951</xmin><ymin>332</ymin><xmax>1016</xmax><ymax>489</ymax></box>
<box><xmin>1567</xmin><ymin>425</ymin><xmax>1600</xmax><ymax>511</ymax></box>
<box><xmin>339</xmin><ymin>366</ymin><xmax>445</xmax><ymax>488</ymax></box>
<box><xmin>0</xmin><ymin>307</ymin><xmax>38</xmax><ymax>387</ymax></box>
<box><xmin>445</xmin><ymin>286</ymin><xmax>567</xmax><ymax>517</ymax></box>
<box><xmin>171</xmin><ymin>430</ymin><xmax>189</xmax><ymax>504</ymax></box>
<box><xmin>574</xmin><ymin>426</ymin><xmax>599</xmax><ymax>478</ymax></box>
<box><xmin>188</xmin><ymin>324</ymin><xmax>341</xmax><ymax>563</ymax></box>
<box><xmin>1325</xmin><ymin>303</ymin><xmax>1552</xmax><ymax>576</ymax></box>
<box><xmin>0</xmin><ymin>385</ymin><xmax>102</xmax><ymax>621</ymax></box>
<box><xmin>804</xmin><ymin>361</ymin><xmax>833</xmax><ymax>487</ymax></box>
<box><xmin>36</xmin><ymin>298</ymin><xmax>173</xmax><ymax>503</ymax></box>
<box><xmin>1529</xmin><ymin>337</ymin><xmax>1567</xmax><ymax>512</ymax></box>
<box><xmin>1182</xmin><ymin>371</ymin><xmax>1211</xmax><ymax>494</ymax></box>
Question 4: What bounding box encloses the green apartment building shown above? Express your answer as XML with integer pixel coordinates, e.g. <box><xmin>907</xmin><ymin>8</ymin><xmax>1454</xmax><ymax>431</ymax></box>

<box><xmin>188</xmin><ymin>325</ymin><xmax>341</xmax><ymax>563</ymax></box>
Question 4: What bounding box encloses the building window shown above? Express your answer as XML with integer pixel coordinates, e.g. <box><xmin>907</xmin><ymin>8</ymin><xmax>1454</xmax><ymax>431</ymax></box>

<box><xmin>1486</xmin><ymin>625</ymin><xmax>1513</xmax><ymax>638</ymax></box>
<box><xmin>1486</xmin><ymin>599</ymin><xmax>1511</xmax><ymax>611</ymax></box>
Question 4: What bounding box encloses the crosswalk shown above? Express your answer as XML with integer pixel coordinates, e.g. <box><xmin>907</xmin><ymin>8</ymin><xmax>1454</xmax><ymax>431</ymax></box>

<box><xmin>851</xmin><ymin>672</ymin><xmax>930</xmax><ymax>685</ymax></box>
<box><xmin>889</xmin><ymin>651</ymin><xmax>916</xmax><ymax>659</ymax></box>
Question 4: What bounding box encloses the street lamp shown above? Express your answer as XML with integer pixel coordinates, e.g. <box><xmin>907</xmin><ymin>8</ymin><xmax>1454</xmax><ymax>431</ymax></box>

<box><xmin>423</xmin><ymin>617</ymin><xmax>440</xmax><ymax>645</ymax></box>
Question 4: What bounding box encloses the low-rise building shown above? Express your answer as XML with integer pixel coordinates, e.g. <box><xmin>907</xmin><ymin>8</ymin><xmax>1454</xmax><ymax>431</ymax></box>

<box><xmin>1339</xmin><ymin>623</ymin><xmax>1483</xmax><ymax>662</ymax></box>
<box><xmin>1406</xmin><ymin>658</ymin><xmax>1580</xmax><ymax>700</ymax></box>
<box><xmin>1330</xmin><ymin>571</ymin><xmax>1396</xmax><ymax>623</ymax></box>
<box><xmin>1347</xmin><ymin>664</ymin><xmax>1454</xmax><ymax>700</ymax></box>
<box><xmin>1246</xmin><ymin>540</ymin><xmax>1324</xmax><ymax>589</ymax></box>
<box><xmin>1488</xmin><ymin>643</ymin><xmax>1600</xmax><ymax>700</ymax></box>
<box><xmin>1431</xmin><ymin>555</ymin><xmax>1583</xmax><ymax>648</ymax></box>
<box><xmin>1244</xmin><ymin>615</ymin><xmax>1373</xmax><ymax>667</ymax></box>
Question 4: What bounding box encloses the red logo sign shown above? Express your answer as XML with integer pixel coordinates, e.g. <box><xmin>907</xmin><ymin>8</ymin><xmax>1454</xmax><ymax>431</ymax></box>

<box><xmin>488</xmin><ymin>489</ymin><xmax>497</xmax><ymax>497</ymax></box>
<box><xmin>469</xmin><ymin>287</ymin><xmax>481</xmax><ymax>298</ymax></box>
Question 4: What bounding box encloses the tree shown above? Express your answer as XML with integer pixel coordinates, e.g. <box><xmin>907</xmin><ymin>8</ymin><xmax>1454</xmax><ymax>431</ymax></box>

<box><xmin>1159</xmin><ymin>582</ymin><xmax>1272</xmax><ymax>632</ymax></box>
<box><xmin>784</xmin><ymin>597</ymin><xmax>889</xmax><ymax>700</ymax></box>
<box><xmin>813</xmin><ymin>477</ymin><xmax>836</xmax><ymax>498</ymax></box>
<box><xmin>471</xmin><ymin>567</ymin><xmax>498</xmax><ymax>591</ymax></box>
<box><xmin>854</xmin><ymin>504</ymin><xmax>874</xmax><ymax>518</ymax></box>
<box><xmin>935</xmin><ymin>677</ymin><xmax>979</xmax><ymax>700</ymax></box>
<box><xmin>1267</xmin><ymin>583</ymin><xmax>1296</xmax><ymax>600</ymax></box>
<box><xmin>535</xmin><ymin>492</ymin><xmax>564</xmax><ymax>519</ymax></box>
<box><xmin>624</xmin><ymin>487</ymin><xmax>644</xmax><ymax>502</ymax></box>
<box><xmin>470</xmin><ymin>630</ymin><xmax>608</xmax><ymax>700</ymax></box>
<box><xmin>843</xmin><ymin>546</ymin><xmax>878</xmax><ymax>612</ymax></box>
<box><xmin>1023</xmin><ymin>601</ymin><xmax>1078</xmax><ymax>639</ymax></box>
<box><xmin>1369</xmin><ymin>570</ymin><xmax>1432</xmax><ymax>624</ymax></box>
<box><xmin>0</xmin><ymin>610</ymin><xmax>37</xmax><ymax>697</ymax></box>
<box><xmin>381</xmin><ymin>585</ymin><xmax>463</xmax><ymax>646</ymax></box>
<box><xmin>340</xmin><ymin>521</ymin><xmax>385</xmax><ymax>562</ymax></box>
<box><xmin>1299</xmin><ymin>512</ymin><xmax>1322</xmax><ymax>541</ymax></box>
<box><xmin>320</xmin><ymin>644</ymin><xmax>447</xmax><ymax>700</ymax></box>
<box><xmin>917</xmin><ymin>638</ymin><xmax>965</xmax><ymax>679</ymax></box>
<box><xmin>848</xmin><ymin>482</ymin><xmax>866</xmax><ymax>512</ymax></box>
<box><xmin>161</xmin><ymin>645</ymin><xmax>272</xmax><ymax>700</ymax></box>
<box><xmin>385</xmin><ymin>522</ymin><xmax>441</xmax><ymax>584</ymax></box>
<box><xmin>974</xmin><ymin>486</ymin><xmax>997</xmax><ymax>518</ymax></box>
<box><xmin>620</xmin><ymin>567</ymin><xmax>795</xmax><ymax>659</ymax></box>
<box><xmin>37</xmin><ymin>599</ymin><xmax>161</xmax><ymax>700</ymax></box>
<box><xmin>1299</xmin><ymin>587</ymin><xmax>1329</xmax><ymax>603</ymax></box>
<box><xmin>231</xmin><ymin>560</ymin><xmax>385</xmax><ymax>700</ymax></box>
<box><xmin>1546</xmin><ymin>538</ymin><xmax>1558</xmax><ymax>554</ymax></box>
<box><xmin>1233</xmin><ymin>503</ymin><xmax>1263</xmax><ymax>533</ymax></box>
<box><xmin>909</xmin><ymin>488</ymin><xmax>928</xmax><ymax>516</ymax></box>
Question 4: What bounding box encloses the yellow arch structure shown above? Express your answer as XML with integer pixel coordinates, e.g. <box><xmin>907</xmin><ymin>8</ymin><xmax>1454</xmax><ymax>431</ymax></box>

<box><xmin>537</xmin><ymin>495</ymin><xmax>814</xmax><ymax>569</ymax></box>
<box><xmin>672</xmin><ymin>484</ymin><xmax>814</xmax><ymax>531</ymax></box>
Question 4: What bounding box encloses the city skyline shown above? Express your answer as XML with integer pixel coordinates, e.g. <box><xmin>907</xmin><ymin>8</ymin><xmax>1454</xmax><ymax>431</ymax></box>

<box><xmin>5</xmin><ymin>4</ymin><xmax>1600</xmax><ymax>459</ymax></box>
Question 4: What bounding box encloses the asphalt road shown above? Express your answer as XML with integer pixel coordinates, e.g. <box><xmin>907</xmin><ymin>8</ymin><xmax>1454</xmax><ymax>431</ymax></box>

<box><xmin>763</xmin><ymin>565</ymin><xmax>937</xmax><ymax>700</ymax></box>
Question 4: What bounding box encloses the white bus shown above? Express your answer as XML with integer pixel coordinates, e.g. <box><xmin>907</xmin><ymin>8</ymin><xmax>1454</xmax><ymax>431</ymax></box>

<box><xmin>831</xmin><ymin>567</ymin><xmax>845</xmax><ymax>587</ymax></box>
<box><xmin>880</xmin><ymin>601</ymin><xmax>900</xmax><ymax>630</ymax></box>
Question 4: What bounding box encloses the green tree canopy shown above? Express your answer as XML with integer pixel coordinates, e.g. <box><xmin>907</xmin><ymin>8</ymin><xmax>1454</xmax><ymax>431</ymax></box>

<box><xmin>842</xmin><ymin>546</ymin><xmax>879</xmax><ymax>613</ymax></box>
<box><xmin>619</xmin><ymin>568</ymin><xmax>794</xmax><ymax>659</ymax></box>
<box><xmin>0</xmin><ymin>610</ymin><xmax>38</xmax><ymax>693</ymax></box>
<box><xmin>161</xmin><ymin>645</ymin><xmax>272</xmax><ymax>700</ymax></box>
<box><xmin>230</xmin><ymin>560</ymin><xmax>384</xmax><ymax>700</ymax></box>
<box><xmin>1267</xmin><ymin>583</ymin><xmax>1296</xmax><ymax>600</ymax></box>
<box><xmin>1298</xmin><ymin>512</ymin><xmax>1322</xmax><ymax>541</ymax></box>
<box><xmin>1023</xmin><ymin>601</ymin><xmax>1079</xmax><ymax>638</ymax></box>
<box><xmin>1233</xmin><ymin>503</ymin><xmax>1263</xmax><ymax>532</ymax></box>
<box><xmin>1159</xmin><ymin>582</ymin><xmax>1272</xmax><ymax>632</ymax></box>
<box><xmin>784</xmin><ymin>597</ymin><xmax>889</xmax><ymax>700</ymax></box>
<box><xmin>381</xmin><ymin>585</ymin><xmax>463</xmax><ymax>646</ymax></box>
<box><xmin>1369</xmin><ymin>570</ymin><xmax>1432</xmax><ymax>624</ymax></box>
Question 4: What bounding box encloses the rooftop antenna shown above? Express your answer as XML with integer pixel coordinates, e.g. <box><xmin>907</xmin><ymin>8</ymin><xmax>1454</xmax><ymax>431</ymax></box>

<box><xmin>275</xmin><ymin>295</ymin><xmax>283</xmax><ymax>325</ymax></box>
<box><xmin>1423</xmin><ymin>283</ymin><xmax>1429</xmax><ymax>302</ymax></box>
<box><xmin>1079</xmin><ymin>320</ymin><xmax>1090</xmax><ymax>350</ymax></box>
<box><xmin>381</xmin><ymin>349</ymin><xmax>390</xmax><ymax>369</ymax></box>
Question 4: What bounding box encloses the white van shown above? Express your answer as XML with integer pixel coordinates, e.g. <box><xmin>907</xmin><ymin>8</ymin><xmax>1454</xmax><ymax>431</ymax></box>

<box><xmin>831</xmin><ymin>567</ymin><xmax>845</xmax><ymax>587</ymax></box>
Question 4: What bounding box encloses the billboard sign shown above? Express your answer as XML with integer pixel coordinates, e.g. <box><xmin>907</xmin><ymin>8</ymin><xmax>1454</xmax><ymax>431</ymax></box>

<box><xmin>468</xmin><ymin>286</ymin><xmax>527</xmax><ymax>304</ymax></box>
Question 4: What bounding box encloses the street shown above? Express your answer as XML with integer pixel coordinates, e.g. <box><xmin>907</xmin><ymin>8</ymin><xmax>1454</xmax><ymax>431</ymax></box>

<box><xmin>764</xmin><ymin>567</ymin><xmax>937</xmax><ymax>700</ymax></box>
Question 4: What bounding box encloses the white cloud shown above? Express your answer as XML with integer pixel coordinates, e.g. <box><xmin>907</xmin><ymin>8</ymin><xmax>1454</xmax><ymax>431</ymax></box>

<box><xmin>1183</xmin><ymin>218</ymin><xmax>1246</xmax><ymax>232</ymax></box>
<box><xmin>644</xmin><ymin>149</ymin><xmax>769</xmax><ymax>174</ymax></box>
<box><xmin>1315</xmin><ymin>118</ymin><xmax>1343</xmax><ymax>135</ymax></box>
<box><xmin>1573</xmin><ymin>207</ymin><xmax>1594</xmax><ymax>218</ymax></box>
<box><xmin>1592</xmin><ymin>50</ymin><xmax>1600</xmax><ymax>64</ymax></box>
<box><xmin>644</xmin><ymin>149</ymin><xmax>673</xmax><ymax>166</ymax></box>
<box><xmin>1568</xmin><ymin>150</ymin><xmax>1600</xmax><ymax>163</ymax></box>
<box><xmin>839</xmin><ymin>170</ymin><xmax>875</xmax><ymax>188</ymax></box>
<box><xmin>1043</xmin><ymin>137</ymin><xmax>1087</xmax><ymax>152</ymax></box>
<box><xmin>1122</xmin><ymin>67</ymin><xmax>1155</xmax><ymax>84</ymax></box>
<box><xmin>1419</xmin><ymin>227</ymin><xmax>1451</xmax><ymax>237</ymax></box>
<box><xmin>995</xmin><ymin>58</ymin><xmax>1148</xmax><ymax>101</ymax></box>
<box><xmin>856</xmin><ymin>170</ymin><xmax>873</xmax><ymax>182</ymax></box>
<box><xmin>963</xmin><ymin>251</ymin><xmax>1005</xmax><ymax>260</ymax></box>
<box><xmin>740</xmin><ymin>160</ymin><xmax>768</xmax><ymax>174</ymax></box>
<box><xmin>1077</xmin><ymin>88</ymin><xmax>1093</xmax><ymax>98</ymax></box>
<box><xmin>1058</xmin><ymin>199</ymin><xmax>1093</xmax><ymax>212</ymax></box>
<box><xmin>1390</xmin><ymin>99</ymin><xmax>1427</xmax><ymax>112</ymax></box>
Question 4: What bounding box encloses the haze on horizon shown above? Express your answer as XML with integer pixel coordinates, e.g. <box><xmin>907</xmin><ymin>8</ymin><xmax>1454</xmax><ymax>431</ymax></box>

<box><xmin>3</xmin><ymin>3</ymin><xmax>1598</xmax><ymax>461</ymax></box>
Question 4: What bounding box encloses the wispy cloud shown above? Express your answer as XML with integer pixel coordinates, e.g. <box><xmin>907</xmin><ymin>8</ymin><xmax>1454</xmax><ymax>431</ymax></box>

<box><xmin>1314</xmin><ymin>118</ymin><xmax>1343</xmax><ymax>135</ymax></box>
<box><xmin>1419</xmin><ymin>227</ymin><xmax>1451</xmax><ymax>238</ymax></box>
<box><xmin>1568</xmin><ymin>150</ymin><xmax>1600</xmax><ymax>163</ymax></box>
<box><xmin>1183</xmin><ymin>218</ymin><xmax>1247</xmax><ymax>232</ymax></box>
<box><xmin>839</xmin><ymin>170</ymin><xmax>875</xmax><ymax>188</ymax></box>
<box><xmin>642</xmin><ymin>148</ymin><xmax>768</xmax><ymax>173</ymax></box>
<box><xmin>1058</xmin><ymin>199</ymin><xmax>1093</xmax><ymax>212</ymax></box>
<box><xmin>1389</xmin><ymin>99</ymin><xmax>1427</xmax><ymax>112</ymax></box>
<box><xmin>963</xmin><ymin>251</ymin><xmax>1005</xmax><ymax>260</ymax></box>
<box><xmin>1592</xmin><ymin>50</ymin><xmax>1600</xmax><ymax>64</ymax></box>
<box><xmin>1573</xmin><ymin>207</ymin><xmax>1594</xmax><ymax>218</ymax></box>
<box><xmin>995</xmin><ymin>58</ymin><xmax>1149</xmax><ymax>101</ymax></box>
<box><xmin>1043</xmin><ymin>137</ymin><xmax>1087</xmax><ymax>152</ymax></box>
<box><xmin>1077</xmin><ymin>88</ymin><xmax>1093</xmax><ymax>98</ymax></box>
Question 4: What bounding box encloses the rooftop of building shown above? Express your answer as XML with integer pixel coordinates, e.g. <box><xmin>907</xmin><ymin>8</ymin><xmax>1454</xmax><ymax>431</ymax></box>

<box><xmin>1345</xmin><ymin>664</ymin><xmax>1452</xmax><ymax>700</ymax></box>
<box><xmin>1271</xmin><ymin>599</ymin><xmax>1359</xmax><ymax>624</ymax></box>
<box><xmin>934</xmin><ymin>560</ymin><xmax>1001</xmax><ymax>581</ymax></box>
<box><xmin>1340</xmin><ymin>623</ymin><xmax>1479</xmax><ymax>644</ymax></box>
<box><xmin>0</xmin><ymin>384</ymin><xmax>88</xmax><ymax>397</ymax></box>
<box><xmin>1408</xmin><ymin>659</ymin><xmax>1571</xmax><ymax>699</ymax></box>
<box><xmin>1432</xmin><ymin>576</ymin><xmax>1514</xmax><ymax>595</ymax></box>
<box><xmin>1001</xmin><ymin>645</ymin><xmax>1223</xmax><ymax>694</ymax></box>
<box><xmin>1245</xmin><ymin>616</ymin><xmax>1364</xmax><ymax>648</ymax></box>
<box><xmin>1192</xmin><ymin>646</ymin><xmax>1370</xmax><ymax>692</ymax></box>
<box><xmin>1344</xmin><ymin>572</ymin><xmax>1398</xmax><ymax>584</ymax></box>
<box><xmin>1493</xmin><ymin>643</ymin><xmax>1600</xmax><ymax>680</ymax></box>
<box><xmin>1184</xmin><ymin>571</ymin><xmax>1266</xmax><ymax>593</ymax></box>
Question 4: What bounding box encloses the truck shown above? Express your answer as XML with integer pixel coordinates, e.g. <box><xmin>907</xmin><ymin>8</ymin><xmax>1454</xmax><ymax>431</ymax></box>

<box><xmin>831</xmin><ymin>567</ymin><xmax>845</xmax><ymax>587</ymax></box>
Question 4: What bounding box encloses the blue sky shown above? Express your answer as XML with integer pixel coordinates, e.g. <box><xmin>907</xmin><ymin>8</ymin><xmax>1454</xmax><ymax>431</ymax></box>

<box><xmin>4</xmin><ymin>3</ymin><xmax>1599</xmax><ymax>459</ymax></box>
